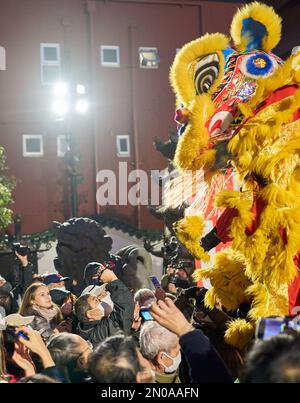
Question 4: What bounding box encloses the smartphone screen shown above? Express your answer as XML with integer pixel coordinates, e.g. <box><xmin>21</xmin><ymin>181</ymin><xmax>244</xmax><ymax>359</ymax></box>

<box><xmin>257</xmin><ymin>317</ymin><xmax>295</xmax><ymax>340</ymax></box>
<box><xmin>150</xmin><ymin>276</ymin><xmax>161</xmax><ymax>289</ymax></box>
<box><xmin>262</xmin><ymin>318</ymin><xmax>284</xmax><ymax>339</ymax></box>
<box><xmin>6</xmin><ymin>327</ymin><xmax>29</xmax><ymax>341</ymax></box>
<box><xmin>140</xmin><ymin>308</ymin><xmax>153</xmax><ymax>321</ymax></box>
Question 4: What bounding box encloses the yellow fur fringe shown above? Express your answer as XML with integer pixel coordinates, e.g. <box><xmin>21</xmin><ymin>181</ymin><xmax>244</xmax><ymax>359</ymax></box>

<box><xmin>195</xmin><ymin>249</ymin><xmax>251</xmax><ymax>311</ymax></box>
<box><xmin>230</xmin><ymin>2</ymin><xmax>281</xmax><ymax>52</ymax></box>
<box><xmin>225</xmin><ymin>319</ymin><xmax>255</xmax><ymax>350</ymax></box>
<box><xmin>246</xmin><ymin>283</ymin><xmax>289</xmax><ymax>320</ymax></box>
<box><xmin>170</xmin><ymin>33</ymin><xmax>228</xmax><ymax>106</ymax></box>
<box><xmin>174</xmin><ymin>215</ymin><xmax>209</xmax><ymax>262</ymax></box>
<box><xmin>173</xmin><ymin>94</ymin><xmax>216</xmax><ymax>172</ymax></box>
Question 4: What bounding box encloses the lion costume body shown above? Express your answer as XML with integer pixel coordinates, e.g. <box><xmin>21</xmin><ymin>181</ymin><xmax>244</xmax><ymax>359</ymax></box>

<box><xmin>170</xmin><ymin>2</ymin><xmax>300</xmax><ymax>348</ymax></box>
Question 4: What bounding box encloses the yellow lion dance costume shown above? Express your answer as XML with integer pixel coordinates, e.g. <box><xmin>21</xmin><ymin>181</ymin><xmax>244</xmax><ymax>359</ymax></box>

<box><xmin>170</xmin><ymin>2</ymin><xmax>300</xmax><ymax>349</ymax></box>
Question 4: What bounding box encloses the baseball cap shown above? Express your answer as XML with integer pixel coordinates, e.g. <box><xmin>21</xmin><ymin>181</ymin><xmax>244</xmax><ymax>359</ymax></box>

<box><xmin>5</xmin><ymin>313</ymin><xmax>34</xmax><ymax>327</ymax></box>
<box><xmin>81</xmin><ymin>284</ymin><xmax>107</xmax><ymax>297</ymax></box>
<box><xmin>50</xmin><ymin>288</ymin><xmax>71</xmax><ymax>306</ymax></box>
<box><xmin>42</xmin><ymin>273</ymin><xmax>70</xmax><ymax>286</ymax></box>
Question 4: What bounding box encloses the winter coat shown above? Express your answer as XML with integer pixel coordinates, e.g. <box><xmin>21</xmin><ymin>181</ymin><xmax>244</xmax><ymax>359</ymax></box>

<box><xmin>77</xmin><ymin>279</ymin><xmax>134</xmax><ymax>347</ymax></box>
<box><xmin>179</xmin><ymin>329</ymin><xmax>234</xmax><ymax>383</ymax></box>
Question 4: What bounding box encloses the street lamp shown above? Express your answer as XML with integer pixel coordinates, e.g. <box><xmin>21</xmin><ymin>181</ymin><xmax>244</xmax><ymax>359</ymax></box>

<box><xmin>52</xmin><ymin>81</ymin><xmax>89</xmax><ymax>217</ymax></box>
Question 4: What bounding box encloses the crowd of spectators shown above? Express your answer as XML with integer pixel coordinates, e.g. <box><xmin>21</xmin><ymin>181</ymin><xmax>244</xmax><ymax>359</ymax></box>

<box><xmin>0</xmin><ymin>248</ymin><xmax>299</xmax><ymax>383</ymax></box>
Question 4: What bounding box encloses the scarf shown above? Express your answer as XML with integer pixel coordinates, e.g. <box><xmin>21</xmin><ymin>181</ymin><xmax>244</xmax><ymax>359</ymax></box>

<box><xmin>32</xmin><ymin>305</ymin><xmax>58</xmax><ymax>322</ymax></box>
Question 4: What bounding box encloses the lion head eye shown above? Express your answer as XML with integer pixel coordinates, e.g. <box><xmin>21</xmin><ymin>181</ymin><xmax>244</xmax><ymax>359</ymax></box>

<box><xmin>239</xmin><ymin>52</ymin><xmax>279</xmax><ymax>79</ymax></box>
<box><xmin>194</xmin><ymin>53</ymin><xmax>220</xmax><ymax>95</ymax></box>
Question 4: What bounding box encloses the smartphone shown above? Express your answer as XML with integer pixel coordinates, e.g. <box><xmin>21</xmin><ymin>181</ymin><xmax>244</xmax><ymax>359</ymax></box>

<box><xmin>140</xmin><ymin>307</ymin><xmax>153</xmax><ymax>321</ymax></box>
<box><xmin>7</xmin><ymin>327</ymin><xmax>30</xmax><ymax>341</ymax></box>
<box><xmin>256</xmin><ymin>317</ymin><xmax>300</xmax><ymax>340</ymax></box>
<box><xmin>150</xmin><ymin>276</ymin><xmax>166</xmax><ymax>301</ymax></box>
<box><xmin>150</xmin><ymin>276</ymin><xmax>161</xmax><ymax>289</ymax></box>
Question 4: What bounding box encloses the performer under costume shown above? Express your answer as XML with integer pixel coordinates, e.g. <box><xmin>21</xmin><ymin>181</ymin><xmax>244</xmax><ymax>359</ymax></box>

<box><xmin>169</xmin><ymin>2</ymin><xmax>300</xmax><ymax>349</ymax></box>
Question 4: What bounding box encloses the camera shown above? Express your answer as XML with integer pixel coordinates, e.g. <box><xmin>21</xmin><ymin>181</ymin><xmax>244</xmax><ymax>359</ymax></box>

<box><xmin>175</xmin><ymin>260</ymin><xmax>193</xmax><ymax>270</ymax></box>
<box><xmin>11</xmin><ymin>242</ymin><xmax>30</xmax><ymax>256</ymax></box>
<box><xmin>256</xmin><ymin>316</ymin><xmax>300</xmax><ymax>340</ymax></box>
<box><xmin>163</xmin><ymin>236</ymin><xmax>179</xmax><ymax>256</ymax></box>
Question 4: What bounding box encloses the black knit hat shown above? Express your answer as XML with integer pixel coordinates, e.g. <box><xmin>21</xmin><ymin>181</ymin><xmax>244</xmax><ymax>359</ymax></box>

<box><xmin>50</xmin><ymin>288</ymin><xmax>71</xmax><ymax>306</ymax></box>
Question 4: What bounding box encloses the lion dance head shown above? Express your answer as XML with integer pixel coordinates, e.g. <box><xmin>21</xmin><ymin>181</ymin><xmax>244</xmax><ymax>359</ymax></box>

<box><xmin>170</xmin><ymin>2</ymin><xmax>300</xmax><ymax>349</ymax></box>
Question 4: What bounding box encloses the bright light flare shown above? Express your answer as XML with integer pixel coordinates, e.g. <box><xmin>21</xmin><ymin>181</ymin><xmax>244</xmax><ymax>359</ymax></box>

<box><xmin>52</xmin><ymin>82</ymin><xmax>68</xmax><ymax>98</ymax></box>
<box><xmin>76</xmin><ymin>84</ymin><xmax>85</xmax><ymax>95</ymax></box>
<box><xmin>52</xmin><ymin>99</ymin><xmax>69</xmax><ymax>116</ymax></box>
<box><xmin>75</xmin><ymin>99</ymin><xmax>88</xmax><ymax>114</ymax></box>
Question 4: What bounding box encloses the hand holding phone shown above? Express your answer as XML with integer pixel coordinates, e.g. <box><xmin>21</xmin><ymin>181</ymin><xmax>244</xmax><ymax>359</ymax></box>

<box><xmin>149</xmin><ymin>276</ymin><xmax>166</xmax><ymax>301</ymax></box>
<box><xmin>140</xmin><ymin>307</ymin><xmax>154</xmax><ymax>321</ymax></box>
<box><xmin>150</xmin><ymin>276</ymin><xmax>161</xmax><ymax>288</ymax></box>
<box><xmin>7</xmin><ymin>327</ymin><xmax>30</xmax><ymax>341</ymax></box>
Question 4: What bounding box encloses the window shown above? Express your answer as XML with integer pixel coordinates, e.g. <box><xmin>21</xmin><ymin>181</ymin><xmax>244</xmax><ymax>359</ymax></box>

<box><xmin>40</xmin><ymin>43</ymin><xmax>61</xmax><ymax>85</ymax></box>
<box><xmin>100</xmin><ymin>46</ymin><xmax>120</xmax><ymax>67</ymax></box>
<box><xmin>139</xmin><ymin>47</ymin><xmax>160</xmax><ymax>69</ymax></box>
<box><xmin>0</xmin><ymin>46</ymin><xmax>6</xmax><ymax>70</ymax></box>
<box><xmin>57</xmin><ymin>135</ymin><xmax>69</xmax><ymax>157</ymax></box>
<box><xmin>116</xmin><ymin>135</ymin><xmax>130</xmax><ymax>157</ymax></box>
<box><xmin>23</xmin><ymin>135</ymin><xmax>44</xmax><ymax>157</ymax></box>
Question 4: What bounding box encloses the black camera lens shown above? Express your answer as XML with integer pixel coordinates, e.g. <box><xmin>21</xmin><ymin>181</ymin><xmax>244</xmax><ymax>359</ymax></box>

<box><xmin>11</xmin><ymin>242</ymin><xmax>30</xmax><ymax>256</ymax></box>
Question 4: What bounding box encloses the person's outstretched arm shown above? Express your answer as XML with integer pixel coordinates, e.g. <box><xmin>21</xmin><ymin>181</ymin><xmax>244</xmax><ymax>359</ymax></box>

<box><xmin>150</xmin><ymin>298</ymin><xmax>233</xmax><ymax>383</ymax></box>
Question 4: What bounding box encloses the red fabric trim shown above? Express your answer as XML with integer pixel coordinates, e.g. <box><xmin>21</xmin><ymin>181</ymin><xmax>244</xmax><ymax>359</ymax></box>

<box><xmin>288</xmin><ymin>254</ymin><xmax>300</xmax><ymax>314</ymax></box>
<box><xmin>292</xmin><ymin>108</ymin><xmax>300</xmax><ymax>123</ymax></box>
<box><xmin>233</xmin><ymin>85</ymin><xmax>300</xmax><ymax>136</ymax></box>
<box><xmin>254</xmin><ymin>84</ymin><xmax>298</xmax><ymax>115</ymax></box>
<box><xmin>215</xmin><ymin>208</ymin><xmax>238</xmax><ymax>243</ymax></box>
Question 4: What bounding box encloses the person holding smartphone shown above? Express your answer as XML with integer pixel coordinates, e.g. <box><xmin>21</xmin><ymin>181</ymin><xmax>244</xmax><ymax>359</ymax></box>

<box><xmin>131</xmin><ymin>288</ymin><xmax>157</xmax><ymax>334</ymax></box>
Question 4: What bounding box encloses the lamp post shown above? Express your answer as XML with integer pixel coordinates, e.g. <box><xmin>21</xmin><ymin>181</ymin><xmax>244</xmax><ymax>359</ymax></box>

<box><xmin>52</xmin><ymin>82</ymin><xmax>88</xmax><ymax>217</ymax></box>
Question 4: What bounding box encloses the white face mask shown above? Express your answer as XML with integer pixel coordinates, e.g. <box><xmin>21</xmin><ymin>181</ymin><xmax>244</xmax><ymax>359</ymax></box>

<box><xmin>101</xmin><ymin>293</ymin><xmax>114</xmax><ymax>310</ymax></box>
<box><xmin>161</xmin><ymin>351</ymin><xmax>181</xmax><ymax>373</ymax></box>
<box><xmin>96</xmin><ymin>303</ymin><xmax>105</xmax><ymax>317</ymax></box>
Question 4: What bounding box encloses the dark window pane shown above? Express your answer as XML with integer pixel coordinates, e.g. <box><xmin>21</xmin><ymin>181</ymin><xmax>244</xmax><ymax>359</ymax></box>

<box><xmin>42</xmin><ymin>65</ymin><xmax>60</xmax><ymax>83</ymax></box>
<box><xmin>139</xmin><ymin>49</ymin><xmax>159</xmax><ymax>68</ymax></box>
<box><xmin>119</xmin><ymin>139</ymin><xmax>128</xmax><ymax>152</ymax></box>
<box><xmin>26</xmin><ymin>138</ymin><xmax>41</xmax><ymax>153</ymax></box>
<box><xmin>43</xmin><ymin>47</ymin><xmax>58</xmax><ymax>61</ymax></box>
<box><xmin>103</xmin><ymin>48</ymin><xmax>118</xmax><ymax>63</ymax></box>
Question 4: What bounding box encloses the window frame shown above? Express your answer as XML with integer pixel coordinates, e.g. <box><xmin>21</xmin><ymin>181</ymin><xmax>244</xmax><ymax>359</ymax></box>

<box><xmin>100</xmin><ymin>45</ymin><xmax>120</xmax><ymax>68</ymax></box>
<box><xmin>138</xmin><ymin>47</ymin><xmax>160</xmax><ymax>69</ymax></box>
<box><xmin>116</xmin><ymin>135</ymin><xmax>130</xmax><ymax>157</ymax></box>
<box><xmin>40</xmin><ymin>43</ymin><xmax>61</xmax><ymax>85</ymax></box>
<box><xmin>0</xmin><ymin>46</ymin><xmax>6</xmax><ymax>70</ymax></box>
<box><xmin>57</xmin><ymin>135</ymin><xmax>68</xmax><ymax>158</ymax></box>
<box><xmin>23</xmin><ymin>135</ymin><xmax>44</xmax><ymax>157</ymax></box>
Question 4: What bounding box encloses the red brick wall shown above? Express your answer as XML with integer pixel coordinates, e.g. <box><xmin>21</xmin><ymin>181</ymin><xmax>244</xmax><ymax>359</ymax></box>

<box><xmin>0</xmin><ymin>0</ymin><xmax>242</xmax><ymax>234</ymax></box>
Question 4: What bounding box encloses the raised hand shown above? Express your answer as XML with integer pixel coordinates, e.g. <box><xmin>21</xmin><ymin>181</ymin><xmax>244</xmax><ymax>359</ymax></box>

<box><xmin>150</xmin><ymin>297</ymin><xmax>194</xmax><ymax>337</ymax></box>
<box><xmin>12</xmin><ymin>341</ymin><xmax>35</xmax><ymax>377</ymax></box>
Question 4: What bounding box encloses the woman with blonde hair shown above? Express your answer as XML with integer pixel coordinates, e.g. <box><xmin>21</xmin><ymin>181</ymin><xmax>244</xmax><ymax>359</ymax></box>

<box><xmin>19</xmin><ymin>283</ymin><xmax>63</xmax><ymax>341</ymax></box>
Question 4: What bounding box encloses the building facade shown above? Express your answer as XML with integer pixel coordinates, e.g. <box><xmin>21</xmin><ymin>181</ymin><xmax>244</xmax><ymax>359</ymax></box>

<box><xmin>0</xmin><ymin>0</ymin><xmax>251</xmax><ymax>236</ymax></box>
